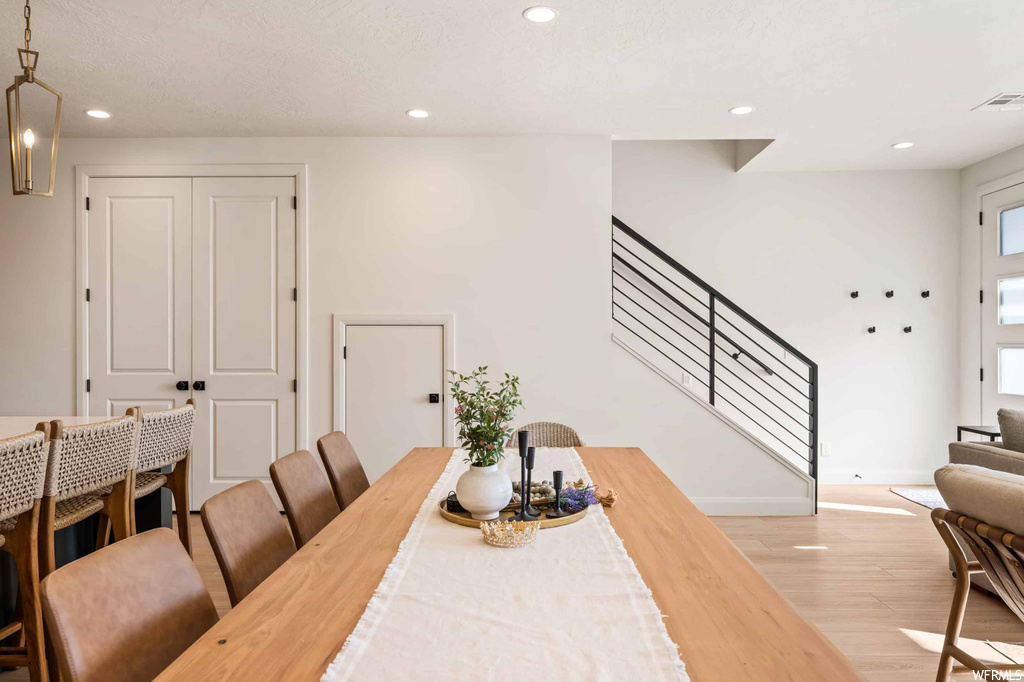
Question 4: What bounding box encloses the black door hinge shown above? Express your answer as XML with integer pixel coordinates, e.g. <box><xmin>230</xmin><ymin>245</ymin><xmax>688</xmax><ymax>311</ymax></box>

<box><xmin>343</xmin><ymin>346</ymin><xmax>347</xmax><ymax>359</ymax></box>
<box><xmin>85</xmin><ymin>197</ymin><xmax>90</xmax><ymax>211</ymax></box>
<box><xmin>292</xmin><ymin>379</ymin><xmax>297</xmax><ymax>392</ymax></box>
<box><xmin>85</xmin><ymin>288</ymin><xmax>90</xmax><ymax>302</ymax></box>
<box><xmin>86</xmin><ymin>379</ymin><xmax>91</xmax><ymax>392</ymax></box>
<box><xmin>292</xmin><ymin>288</ymin><xmax>297</xmax><ymax>301</ymax></box>
<box><xmin>980</xmin><ymin>211</ymin><xmax>984</xmax><ymax>225</ymax></box>
<box><xmin>292</xmin><ymin>196</ymin><xmax>297</xmax><ymax>210</ymax></box>
<box><xmin>980</xmin><ymin>290</ymin><xmax>984</xmax><ymax>304</ymax></box>
<box><xmin>981</xmin><ymin>368</ymin><xmax>985</xmax><ymax>382</ymax></box>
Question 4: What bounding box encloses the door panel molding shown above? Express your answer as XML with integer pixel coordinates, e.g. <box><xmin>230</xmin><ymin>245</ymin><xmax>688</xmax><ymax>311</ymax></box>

<box><xmin>332</xmin><ymin>313</ymin><xmax>455</xmax><ymax>447</ymax></box>
<box><xmin>76</xmin><ymin>164</ymin><xmax>309</xmax><ymax>457</ymax></box>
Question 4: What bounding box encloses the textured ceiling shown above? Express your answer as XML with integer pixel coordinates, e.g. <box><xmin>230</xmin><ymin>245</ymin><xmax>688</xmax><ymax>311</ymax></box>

<box><xmin>3</xmin><ymin>0</ymin><xmax>1023</xmax><ymax>169</ymax></box>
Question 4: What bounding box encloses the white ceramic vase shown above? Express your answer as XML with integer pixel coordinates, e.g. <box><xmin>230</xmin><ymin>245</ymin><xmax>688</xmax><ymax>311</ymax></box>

<box><xmin>455</xmin><ymin>463</ymin><xmax>512</xmax><ymax>520</ymax></box>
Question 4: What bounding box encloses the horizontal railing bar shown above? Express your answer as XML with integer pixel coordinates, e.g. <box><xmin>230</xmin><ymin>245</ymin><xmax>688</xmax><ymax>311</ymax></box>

<box><xmin>612</xmin><ymin>238</ymin><xmax>710</xmax><ymax>310</ymax></box>
<box><xmin>613</xmin><ymin>304</ymin><xmax>710</xmax><ymax>375</ymax></box>
<box><xmin>714</xmin><ymin>375</ymin><xmax>812</xmax><ymax>448</ymax></box>
<box><xmin>714</xmin><ymin>312</ymin><xmax>811</xmax><ymax>386</ymax></box>
<box><xmin>713</xmin><ymin>391</ymin><xmax>811</xmax><ymax>464</ymax></box>
<box><xmin>612</xmin><ymin>253</ymin><xmax>710</xmax><ymax>327</ymax></box>
<box><xmin>613</xmin><ymin>315</ymin><xmax>711</xmax><ymax>390</ymax></box>
<box><xmin>713</xmin><ymin>358</ymin><xmax>812</xmax><ymax>431</ymax></box>
<box><xmin>613</xmin><ymin>217</ymin><xmax>816</xmax><ymax>370</ymax></box>
<box><xmin>613</xmin><ymin>286</ymin><xmax>711</xmax><ymax>359</ymax></box>
<box><xmin>613</xmin><ymin>274</ymin><xmax>709</xmax><ymax>341</ymax></box>
<box><xmin>712</xmin><ymin>341</ymin><xmax>813</xmax><ymax>415</ymax></box>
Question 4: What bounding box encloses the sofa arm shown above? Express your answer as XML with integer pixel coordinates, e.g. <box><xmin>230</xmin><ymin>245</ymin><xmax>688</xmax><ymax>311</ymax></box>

<box><xmin>949</xmin><ymin>441</ymin><xmax>1024</xmax><ymax>476</ymax></box>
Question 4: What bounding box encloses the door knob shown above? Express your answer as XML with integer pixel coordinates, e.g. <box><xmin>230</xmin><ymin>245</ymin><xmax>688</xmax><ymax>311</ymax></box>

<box><xmin>175</xmin><ymin>381</ymin><xmax>189</xmax><ymax>391</ymax></box>
<box><xmin>193</xmin><ymin>381</ymin><xmax>206</xmax><ymax>391</ymax></box>
<box><xmin>429</xmin><ymin>393</ymin><xmax>440</xmax><ymax>404</ymax></box>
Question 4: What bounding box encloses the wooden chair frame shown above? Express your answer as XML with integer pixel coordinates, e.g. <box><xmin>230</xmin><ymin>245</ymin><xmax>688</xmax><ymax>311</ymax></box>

<box><xmin>932</xmin><ymin>507</ymin><xmax>1024</xmax><ymax>681</ymax></box>
<box><xmin>0</xmin><ymin>425</ymin><xmax>49</xmax><ymax>682</ymax></box>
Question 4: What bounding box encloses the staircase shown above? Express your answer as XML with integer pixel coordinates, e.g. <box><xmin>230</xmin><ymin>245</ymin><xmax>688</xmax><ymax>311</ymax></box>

<box><xmin>611</xmin><ymin>216</ymin><xmax>818</xmax><ymax>512</ymax></box>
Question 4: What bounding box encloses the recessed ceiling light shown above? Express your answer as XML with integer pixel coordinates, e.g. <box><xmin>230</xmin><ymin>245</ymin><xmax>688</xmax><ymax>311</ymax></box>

<box><xmin>729</xmin><ymin>106</ymin><xmax>754</xmax><ymax>115</ymax></box>
<box><xmin>892</xmin><ymin>141</ymin><xmax>914</xmax><ymax>149</ymax></box>
<box><xmin>523</xmin><ymin>6</ymin><xmax>558</xmax><ymax>22</ymax></box>
<box><xmin>85</xmin><ymin>110</ymin><xmax>111</xmax><ymax>119</ymax></box>
<box><xmin>406</xmin><ymin>109</ymin><xmax>430</xmax><ymax>118</ymax></box>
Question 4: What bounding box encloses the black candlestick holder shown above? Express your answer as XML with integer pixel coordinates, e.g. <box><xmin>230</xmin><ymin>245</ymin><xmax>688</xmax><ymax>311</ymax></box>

<box><xmin>509</xmin><ymin>431</ymin><xmax>538</xmax><ymax>522</ymax></box>
<box><xmin>545</xmin><ymin>470</ymin><xmax>571</xmax><ymax>518</ymax></box>
<box><xmin>523</xmin><ymin>447</ymin><xmax>541</xmax><ymax>516</ymax></box>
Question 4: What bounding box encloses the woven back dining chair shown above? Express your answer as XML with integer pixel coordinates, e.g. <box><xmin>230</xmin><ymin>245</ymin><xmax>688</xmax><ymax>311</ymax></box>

<box><xmin>932</xmin><ymin>464</ymin><xmax>1024</xmax><ymax>680</ymax></box>
<box><xmin>270</xmin><ymin>450</ymin><xmax>340</xmax><ymax>548</ymax></box>
<box><xmin>96</xmin><ymin>400</ymin><xmax>196</xmax><ymax>554</ymax></box>
<box><xmin>201</xmin><ymin>481</ymin><xmax>296</xmax><ymax>607</ymax></box>
<box><xmin>316</xmin><ymin>431</ymin><xmax>370</xmax><ymax>511</ymax></box>
<box><xmin>40</xmin><ymin>528</ymin><xmax>218</xmax><ymax>682</ymax></box>
<box><xmin>39</xmin><ymin>413</ymin><xmax>139</xmax><ymax>582</ymax></box>
<box><xmin>0</xmin><ymin>426</ymin><xmax>51</xmax><ymax>682</ymax></box>
<box><xmin>506</xmin><ymin>422</ymin><xmax>585</xmax><ymax>448</ymax></box>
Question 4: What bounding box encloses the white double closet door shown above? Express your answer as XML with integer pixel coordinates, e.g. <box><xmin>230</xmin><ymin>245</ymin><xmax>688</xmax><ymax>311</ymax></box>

<box><xmin>87</xmin><ymin>176</ymin><xmax>296</xmax><ymax>508</ymax></box>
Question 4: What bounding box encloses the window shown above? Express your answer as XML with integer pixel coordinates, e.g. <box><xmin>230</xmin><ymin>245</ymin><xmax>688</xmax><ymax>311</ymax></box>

<box><xmin>999</xmin><ymin>276</ymin><xmax>1024</xmax><ymax>325</ymax></box>
<box><xmin>999</xmin><ymin>347</ymin><xmax>1024</xmax><ymax>396</ymax></box>
<box><xmin>1000</xmin><ymin>205</ymin><xmax>1024</xmax><ymax>256</ymax></box>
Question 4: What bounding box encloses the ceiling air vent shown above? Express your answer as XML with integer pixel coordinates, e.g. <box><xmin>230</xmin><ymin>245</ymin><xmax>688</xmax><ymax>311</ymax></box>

<box><xmin>973</xmin><ymin>93</ymin><xmax>1024</xmax><ymax>112</ymax></box>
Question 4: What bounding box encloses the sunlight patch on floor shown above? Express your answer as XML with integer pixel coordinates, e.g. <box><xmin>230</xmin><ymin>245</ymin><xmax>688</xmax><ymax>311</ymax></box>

<box><xmin>793</xmin><ymin>545</ymin><xmax>829</xmax><ymax>550</ymax></box>
<box><xmin>899</xmin><ymin>628</ymin><xmax>1017</xmax><ymax>665</ymax></box>
<box><xmin>819</xmin><ymin>501</ymin><xmax>916</xmax><ymax>516</ymax></box>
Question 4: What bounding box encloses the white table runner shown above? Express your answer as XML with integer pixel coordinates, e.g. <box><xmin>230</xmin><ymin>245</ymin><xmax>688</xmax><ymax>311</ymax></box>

<box><xmin>322</xmin><ymin>447</ymin><xmax>688</xmax><ymax>682</ymax></box>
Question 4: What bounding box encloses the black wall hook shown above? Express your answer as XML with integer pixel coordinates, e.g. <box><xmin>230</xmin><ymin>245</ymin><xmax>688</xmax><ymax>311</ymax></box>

<box><xmin>903</xmin><ymin>326</ymin><xmax>912</xmax><ymax>333</ymax></box>
<box><xmin>885</xmin><ymin>290</ymin><xmax>894</xmax><ymax>298</ymax></box>
<box><xmin>921</xmin><ymin>290</ymin><xmax>930</xmax><ymax>298</ymax></box>
<box><xmin>850</xmin><ymin>291</ymin><xmax>859</xmax><ymax>299</ymax></box>
<box><xmin>867</xmin><ymin>326</ymin><xmax>876</xmax><ymax>334</ymax></box>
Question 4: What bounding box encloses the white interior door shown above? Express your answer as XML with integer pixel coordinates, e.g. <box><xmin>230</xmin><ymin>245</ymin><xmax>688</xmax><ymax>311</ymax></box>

<box><xmin>191</xmin><ymin>177</ymin><xmax>297</xmax><ymax>507</ymax></box>
<box><xmin>87</xmin><ymin>177</ymin><xmax>193</xmax><ymax>417</ymax></box>
<box><xmin>344</xmin><ymin>325</ymin><xmax>445</xmax><ymax>483</ymax></box>
<box><xmin>982</xmin><ymin>182</ymin><xmax>1024</xmax><ymax>420</ymax></box>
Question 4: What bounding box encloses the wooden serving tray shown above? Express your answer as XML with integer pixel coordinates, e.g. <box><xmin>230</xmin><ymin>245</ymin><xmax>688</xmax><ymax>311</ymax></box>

<box><xmin>438</xmin><ymin>499</ymin><xmax>587</xmax><ymax>529</ymax></box>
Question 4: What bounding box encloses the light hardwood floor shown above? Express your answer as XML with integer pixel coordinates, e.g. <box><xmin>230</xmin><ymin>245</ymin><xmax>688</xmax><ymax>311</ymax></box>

<box><xmin>3</xmin><ymin>485</ymin><xmax>1023</xmax><ymax>681</ymax></box>
<box><xmin>714</xmin><ymin>485</ymin><xmax>1024</xmax><ymax>682</ymax></box>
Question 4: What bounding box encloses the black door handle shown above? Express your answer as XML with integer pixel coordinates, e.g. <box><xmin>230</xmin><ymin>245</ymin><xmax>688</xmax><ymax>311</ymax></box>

<box><xmin>429</xmin><ymin>393</ymin><xmax>440</xmax><ymax>404</ymax></box>
<box><xmin>193</xmin><ymin>381</ymin><xmax>206</xmax><ymax>391</ymax></box>
<box><xmin>175</xmin><ymin>381</ymin><xmax>189</xmax><ymax>391</ymax></box>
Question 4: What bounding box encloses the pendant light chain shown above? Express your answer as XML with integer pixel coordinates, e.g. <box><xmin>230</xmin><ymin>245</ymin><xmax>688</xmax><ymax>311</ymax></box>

<box><xmin>23</xmin><ymin>0</ymin><xmax>31</xmax><ymax>52</ymax></box>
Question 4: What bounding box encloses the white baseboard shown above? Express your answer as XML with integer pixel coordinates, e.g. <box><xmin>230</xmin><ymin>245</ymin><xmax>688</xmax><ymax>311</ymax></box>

<box><xmin>818</xmin><ymin>469</ymin><xmax>937</xmax><ymax>485</ymax></box>
<box><xmin>692</xmin><ymin>496</ymin><xmax>815</xmax><ymax>516</ymax></box>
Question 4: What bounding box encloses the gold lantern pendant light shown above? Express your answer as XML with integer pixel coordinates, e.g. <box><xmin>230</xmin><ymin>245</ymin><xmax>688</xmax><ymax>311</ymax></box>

<box><xmin>6</xmin><ymin>0</ymin><xmax>61</xmax><ymax>196</ymax></box>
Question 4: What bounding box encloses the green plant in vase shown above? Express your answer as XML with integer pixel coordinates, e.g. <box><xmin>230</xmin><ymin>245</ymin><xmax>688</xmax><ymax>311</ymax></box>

<box><xmin>449</xmin><ymin>367</ymin><xmax>522</xmax><ymax>519</ymax></box>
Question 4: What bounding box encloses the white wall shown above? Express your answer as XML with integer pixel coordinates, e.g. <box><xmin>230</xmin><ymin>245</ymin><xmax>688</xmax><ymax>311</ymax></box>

<box><xmin>958</xmin><ymin>142</ymin><xmax>1024</xmax><ymax>424</ymax></box>
<box><xmin>613</xmin><ymin>141</ymin><xmax>962</xmax><ymax>484</ymax></box>
<box><xmin>0</xmin><ymin>135</ymin><xmax>812</xmax><ymax>514</ymax></box>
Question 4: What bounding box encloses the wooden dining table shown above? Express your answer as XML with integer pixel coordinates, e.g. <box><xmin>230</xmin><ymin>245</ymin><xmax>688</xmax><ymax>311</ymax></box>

<box><xmin>156</xmin><ymin>447</ymin><xmax>863</xmax><ymax>681</ymax></box>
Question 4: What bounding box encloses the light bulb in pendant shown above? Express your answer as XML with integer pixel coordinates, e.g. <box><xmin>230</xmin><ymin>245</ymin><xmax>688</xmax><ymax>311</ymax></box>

<box><xmin>22</xmin><ymin>128</ymin><xmax>35</xmax><ymax>148</ymax></box>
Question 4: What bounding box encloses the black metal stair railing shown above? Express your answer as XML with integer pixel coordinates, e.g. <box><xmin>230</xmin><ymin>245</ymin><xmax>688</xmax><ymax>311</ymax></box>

<box><xmin>611</xmin><ymin>216</ymin><xmax>818</xmax><ymax>503</ymax></box>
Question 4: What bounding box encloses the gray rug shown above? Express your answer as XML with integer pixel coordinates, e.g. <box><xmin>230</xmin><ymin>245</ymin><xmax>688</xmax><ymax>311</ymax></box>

<box><xmin>889</xmin><ymin>487</ymin><xmax>945</xmax><ymax>510</ymax></box>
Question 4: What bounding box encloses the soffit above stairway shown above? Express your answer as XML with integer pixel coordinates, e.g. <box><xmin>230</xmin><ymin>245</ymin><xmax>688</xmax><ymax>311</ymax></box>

<box><xmin>20</xmin><ymin>0</ymin><xmax>1024</xmax><ymax>170</ymax></box>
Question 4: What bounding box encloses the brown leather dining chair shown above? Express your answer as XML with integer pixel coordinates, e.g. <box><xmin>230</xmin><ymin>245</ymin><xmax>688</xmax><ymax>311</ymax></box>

<box><xmin>201</xmin><ymin>480</ymin><xmax>296</xmax><ymax>607</ymax></box>
<box><xmin>39</xmin><ymin>527</ymin><xmax>218</xmax><ymax>682</ymax></box>
<box><xmin>269</xmin><ymin>450</ymin><xmax>340</xmax><ymax>548</ymax></box>
<box><xmin>316</xmin><ymin>431</ymin><xmax>370</xmax><ymax>510</ymax></box>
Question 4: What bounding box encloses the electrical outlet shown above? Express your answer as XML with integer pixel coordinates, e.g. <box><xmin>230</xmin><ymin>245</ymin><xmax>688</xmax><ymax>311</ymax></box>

<box><xmin>820</xmin><ymin>441</ymin><xmax>831</xmax><ymax>458</ymax></box>
<box><xmin>681</xmin><ymin>372</ymin><xmax>693</xmax><ymax>388</ymax></box>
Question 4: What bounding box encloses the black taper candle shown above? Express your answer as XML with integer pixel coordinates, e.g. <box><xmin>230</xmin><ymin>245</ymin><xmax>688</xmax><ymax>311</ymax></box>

<box><xmin>545</xmin><ymin>469</ymin><xmax>571</xmax><ymax>518</ymax></box>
